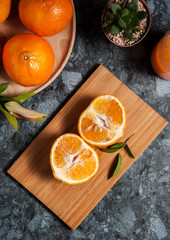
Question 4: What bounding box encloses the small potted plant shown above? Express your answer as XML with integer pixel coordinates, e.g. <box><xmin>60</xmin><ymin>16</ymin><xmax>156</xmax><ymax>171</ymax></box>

<box><xmin>101</xmin><ymin>0</ymin><xmax>151</xmax><ymax>47</ymax></box>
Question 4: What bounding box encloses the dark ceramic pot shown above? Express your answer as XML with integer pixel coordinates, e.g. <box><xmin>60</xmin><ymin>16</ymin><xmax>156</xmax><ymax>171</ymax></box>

<box><xmin>101</xmin><ymin>0</ymin><xmax>151</xmax><ymax>47</ymax></box>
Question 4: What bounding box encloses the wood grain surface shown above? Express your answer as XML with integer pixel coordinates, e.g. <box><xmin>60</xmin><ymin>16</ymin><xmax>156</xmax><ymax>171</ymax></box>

<box><xmin>8</xmin><ymin>65</ymin><xmax>168</xmax><ymax>230</ymax></box>
<box><xmin>0</xmin><ymin>0</ymin><xmax>76</xmax><ymax>97</ymax></box>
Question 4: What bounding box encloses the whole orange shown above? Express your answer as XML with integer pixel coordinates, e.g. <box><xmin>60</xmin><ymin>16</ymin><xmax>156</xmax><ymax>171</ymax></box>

<box><xmin>2</xmin><ymin>33</ymin><xmax>55</xmax><ymax>87</ymax></box>
<box><xmin>19</xmin><ymin>0</ymin><xmax>73</xmax><ymax>37</ymax></box>
<box><xmin>0</xmin><ymin>0</ymin><xmax>11</xmax><ymax>24</ymax></box>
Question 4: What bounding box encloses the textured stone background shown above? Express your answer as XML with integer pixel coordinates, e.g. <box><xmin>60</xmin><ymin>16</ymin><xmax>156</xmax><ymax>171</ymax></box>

<box><xmin>0</xmin><ymin>0</ymin><xmax>170</xmax><ymax>239</ymax></box>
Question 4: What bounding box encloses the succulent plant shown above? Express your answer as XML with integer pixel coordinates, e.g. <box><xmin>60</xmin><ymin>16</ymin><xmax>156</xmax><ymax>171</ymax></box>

<box><xmin>102</xmin><ymin>0</ymin><xmax>148</xmax><ymax>40</ymax></box>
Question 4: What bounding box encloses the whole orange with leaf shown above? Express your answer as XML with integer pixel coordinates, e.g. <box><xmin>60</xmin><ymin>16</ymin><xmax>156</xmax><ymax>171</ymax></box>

<box><xmin>19</xmin><ymin>0</ymin><xmax>73</xmax><ymax>37</ymax></box>
<box><xmin>0</xmin><ymin>0</ymin><xmax>11</xmax><ymax>24</ymax></box>
<box><xmin>2</xmin><ymin>33</ymin><xmax>55</xmax><ymax>87</ymax></box>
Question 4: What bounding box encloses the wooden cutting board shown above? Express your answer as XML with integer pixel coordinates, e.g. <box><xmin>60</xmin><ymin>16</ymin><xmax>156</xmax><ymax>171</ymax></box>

<box><xmin>8</xmin><ymin>65</ymin><xmax>168</xmax><ymax>230</ymax></box>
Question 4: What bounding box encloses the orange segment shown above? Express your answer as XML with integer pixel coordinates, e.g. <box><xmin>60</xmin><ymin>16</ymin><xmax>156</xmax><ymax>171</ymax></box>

<box><xmin>78</xmin><ymin>95</ymin><xmax>126</xmax><ymax>147</ymax></box>
<box><xmin>50</xmin><ymin>134</ymin><xmax>99</xmax><ymax>185</ymax></box>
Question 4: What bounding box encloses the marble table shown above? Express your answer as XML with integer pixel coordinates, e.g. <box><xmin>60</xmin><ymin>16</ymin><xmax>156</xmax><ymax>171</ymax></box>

<box><xmin>0</xmin><ymin>0</ymin><xmax>169</xmax><ymax>239</ymax></box>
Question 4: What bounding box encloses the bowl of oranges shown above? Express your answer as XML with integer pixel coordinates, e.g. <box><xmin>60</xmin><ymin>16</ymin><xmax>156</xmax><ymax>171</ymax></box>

<box><xmin>0</xmin><ymin>0</ymin><xmax>76</xmax><ymax>96</ymax></box>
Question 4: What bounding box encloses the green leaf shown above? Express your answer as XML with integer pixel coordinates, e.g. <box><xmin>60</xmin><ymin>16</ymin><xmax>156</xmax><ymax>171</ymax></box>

<box><xmin>109</xmin><ymin>13</ymin><xmax>115</xmax><ymax>21</ymax></box>
<box><xmin>128</xmin><ymin>9</ymin><xmax>136</xmax><ymax>18</ymax></box>
<box><xmin>10</xmin><ymin>92</ymin><xmax>35</xmax><ymax>103</ymax></box>
<box><xmin>124</xmin><ymin>31</ymin><xmax>133</xmax><ymax>41</ymax></box>
<box><xmin>132</xmin><ymin>27</ymin><xmax>139</xmax><ymax>32</ymax></box>
<box><xmin>102</xmin><ymin>21</ymin><xmax>109</xmax><ymax>28</ymax></box>
<box><xmin>110</xmin><ymin>2</ymin><xmax>122</xmax><ymax>15</ymax></box>
<box><xmin>110</xmin><ymin>24</ymin><xmax>121</xmax><ymax>35</ymax></box>
<box><xmin>130</xmin><ymin>16</ymin><xmax>140</xmax><ymax>27</ymax></box>
<box><xmin>125</xmin><ymin>133</ymin><xmax>135</xmax><ymax>143</ymax></box>
<box><xmin>122</xmin><ymin>8</ymin><xmax>129</xmax><ymax>17</ymax></box>
<box><xmin>118</xmin><ymin>17</ymin><xmax>127</xmax><ymax>29</ymax></box>
<box><xmin>105</xmin><ymin>11</ymin><xmax>112</xmax><ymax>16</ymax></box>
<box><xmin>109</xmin><ymin>142</ymin><xmax>125</xmax><ymax>149</ymax></box>
<box><xmin>107</xmin><ymin>19</ymin><xmax>114</xmax><ymax>24</ymax></box>
<box><xmin>124</xmin><ymin>27</ymin><xmax>132</xmax><ymax>34</ymax></box>
<box><xmin>137</xmin><ymin>11</ymin><xmax>147</xmax><ymax>20</ymax></box>
<box><xmin>128</xmin><ymin>0</ymin><xmax>138</xmax><ymax>12</ymax></box>
<box><xmin>0</xmin><ymin>94</ymin><xmax>6</xmax><ymax>97</ymax></box>
<box><xmin>109</xmin><ymin>153</ymin><xmax>122</xmax><ymax>178</ymax></box>
<box><xmin>123</xmin><ymin>16</ymin><xmax>132</xmax><ymax>25</ymax></box>
<box><xmin>122</xmin><ymin>0</ymin><xmax>127</xmax><ymax>9</ymax></box>
<box><xmin>124</xmin><ymin>144</ymin><xmax>135</xmax><ymax>158</ymax></box>
<box><xmin>0</xmin><ymin>104</ymin><xmax>18</xmax><ymax>131</ymax></box>
<box><xmin>0</xmin><ymin>92</ymin><xmax>35</xmax><ymax>104</ymax></box>
<box><xmin>99</xmin><ymin>147</ymin><xmax>120</xmax><ymax>153</ymax></box>
<box><xmin>0</xmin><ymin>84</ymin><xmax>9</xmax><ymax>94</ymax></box>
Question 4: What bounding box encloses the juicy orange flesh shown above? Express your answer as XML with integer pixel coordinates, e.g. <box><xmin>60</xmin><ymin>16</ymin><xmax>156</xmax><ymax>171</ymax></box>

<box><xmin>53</xmin><ymin>136</ymin><xmax>97</xmax><ymax>181</ymax></box>
<box><xmin>81</xmin><ymin>98</ymin><xmax>123</xmax><ymax>143</ymax></box>
<box><xmin>64</xmin><ymin>149</ymin><xmax>97</xmax><ymax>180</ymax></box>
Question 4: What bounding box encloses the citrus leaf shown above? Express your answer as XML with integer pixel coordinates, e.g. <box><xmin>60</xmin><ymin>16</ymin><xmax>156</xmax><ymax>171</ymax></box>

<box><xmin>0</xmin><ymin>84</ymin><xmax>9</xmax><ymax>94</ymax></box>
<box><xmin>110</xmin><ymin>24</ymin><xmax>121</xmax><ymax>35</ymax></box>
<box><xmin>109</xmin><ymin>142</ymin><xmax>125</xmax><ymax>149</ymax></box>
<box><xmin>0</xmin><ymin>92</ymin><xmax>35</xmax><ymax>103</ymax></box>
<box><xmin>4</xmin><ymin>101</ymin><xmax>48</xmax><ymax>119</ymax></box>
<box><xmin>124</xmin><ymin>144</ymin><xmax>135</xmax><ymax>158</ymax></box>
<box><xmin>10</xmin><ymin>112</ymin><xmax>46</xmax><ymax>122</ymax></box>
<box><xmin>99</xmin><ymin>147</ymin><xmax>120</xmax><ymax>153</ymax></box>
<box><xmin>137</xmin><ymin>11</ymin><xmax>147</xmax><ymax>20</ymax></box>
<box><xmin>125</xmin><ymin>133</ymin><xmax>135</xmax><ymax>143</ymax></box>
<box><xmin>109</xmin><ymin>153</ymin><xmax>122</xmax><ymax>178</ymax></box>
<box><xmin>0</xmin><ymin>94</ymin><xmax>6</xmax><ymax>97</ymax></box>
<box><xmin>0</xmin><ymin>104</ymin><xmax>17</xmax><ymax>131</ymax></box>
<box><xmin>122</xmin><ymin>8</ymin><xmax>129</xmax><ymax>17</ymax></box>
<box><xmin>118</xmin><ymin>17</ymin><xmax>127</xmax><ymax>29</ymax></box>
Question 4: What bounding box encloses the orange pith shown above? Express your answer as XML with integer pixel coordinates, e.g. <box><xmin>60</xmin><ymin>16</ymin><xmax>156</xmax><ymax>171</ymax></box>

<box><xmin>2</xmin><ymin>33</ymin><xmax>55</xmax><ymax>87</ymax></box>
<box><xmin>78</xmin><ymin>95</ymin><xmax>126</xmax><ymax>147</ymax></box>
<box><xmin>50</xmin><ymin>134</ymin><xmax>99</xmax><ymax>185</ymax></box>
<box><xmin>19</xmin><ymin>0</ymin><xmax>73</xmax><ymax>37</ymax></box>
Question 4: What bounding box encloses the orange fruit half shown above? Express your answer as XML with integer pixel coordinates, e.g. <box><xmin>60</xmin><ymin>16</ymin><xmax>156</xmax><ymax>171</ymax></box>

<box><xmin>78</xmin><ymin>95</ymin><xmax>126</xmax><ymax>147</ymax></box>
<box><xmin>50</xmin><ymin>134</ymin><xmax>99</xmax><ymax>185</ymax></box>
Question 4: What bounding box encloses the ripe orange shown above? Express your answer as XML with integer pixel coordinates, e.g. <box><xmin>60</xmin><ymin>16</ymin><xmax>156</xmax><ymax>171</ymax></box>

<box><xmin>50</xmin><ymin>134</ymin><xmax>99</xmax><ymax>185</ymax></box>
<box><xmin>19</xmin><ymin>0</ymin><xmax>73</xmax><ymax>37</ymax></box>
<box><xmin>0</xmin><ymin>0</ymin><xmax>11</xmax><ymax>24</ymax></box>
<box><xmin>78</xmin><ymin>95</ymin><xmax>126</xmax><ymax>147</ymax></box>
<box><xmin>2</xmin><ymin>33</ymin><xmax>55</xmax><ymax>87</ymax></box>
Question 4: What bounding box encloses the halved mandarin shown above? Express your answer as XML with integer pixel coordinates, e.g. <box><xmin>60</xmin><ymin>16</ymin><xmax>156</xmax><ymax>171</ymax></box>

<box><xmin>78</xmin><ymin>95</ymin><xmax>126</xmax><ymax>147</ymax></box>
<box><xmin>50</xmin><ymin>134</ymin><xmax>99</xmax><ymax>185</ymax></box>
